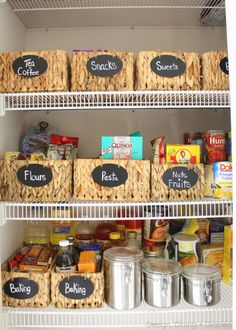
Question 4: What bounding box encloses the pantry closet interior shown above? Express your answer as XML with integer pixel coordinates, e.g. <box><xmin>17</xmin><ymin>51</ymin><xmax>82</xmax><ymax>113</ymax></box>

<box><xmin>0</xmin><ymin>1</ymin><xmax>234</xmax><ymax>330</ymax></box>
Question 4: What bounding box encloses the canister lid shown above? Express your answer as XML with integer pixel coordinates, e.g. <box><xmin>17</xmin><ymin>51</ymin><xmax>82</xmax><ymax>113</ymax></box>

<box><xmin>182</xmin><ymin>264</ymin><xmax>221</xmax><ymax>281</ymax></box>
<box><xmin>142</xmin><ymin>258</ymin><xmax>182</xmax><ymax>276</ymax></box>
<box><xmin>103</xmin><ymin>247</ymin><xmax>143</xmax><ymax>263</ymax></box>
<box><xmin>174</xmin><ymin>233</ymin><xmax>200</xmax><ymax>243</ymax></box>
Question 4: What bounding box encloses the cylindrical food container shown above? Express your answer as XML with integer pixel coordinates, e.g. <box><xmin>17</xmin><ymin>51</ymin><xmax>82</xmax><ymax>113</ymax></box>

<box><xmin>142</xmin><ymin>259</ymin><xmax>182</xmax><ymax>308</ymax></box>
<box><xmin>182</xmin><ymin>264</ymin><xmax>221</xmax><ymax>307</ymax></box>
<box><xmin>103</xmin><ymin>247</ymin><xmax>143</xmax><ymax>310</ymax></box>
<box><xmin>174</xmin><ymin>233</ymin><xmax>201</xmax><ymax>266</ymax></box>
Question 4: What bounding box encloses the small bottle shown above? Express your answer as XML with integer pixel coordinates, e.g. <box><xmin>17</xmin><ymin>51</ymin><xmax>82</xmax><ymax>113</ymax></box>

<box><xmin>127</xmin><ymin>231</ymin><xmax>140</xmax><ymax>249</ymax></box>
<box><xmin>55</xmin><ymin>240</ymin><xmax>77</xmax><ymax>273</ymax></box>
<box><xmin>116</xmin><ymin>220</ymin><xmax>126</xmax><ymax>241</ymax></box>
<box><xmin>109</xmin><ymin>232</ymin><xmax>127</xmax><ymax>247</ymax></box>
<box><xmin>67</xmin><ymin>236</ymin><xmax>79</xmax><ymax>264</ymax></box>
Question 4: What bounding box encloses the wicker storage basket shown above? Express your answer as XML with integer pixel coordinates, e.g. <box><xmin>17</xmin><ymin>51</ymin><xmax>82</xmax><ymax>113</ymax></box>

<box><xmin>151</xmin><ymin>164</ymin><xmax>204</xmax><ymax>201</ymax></box>
<box><xmin>51</xmin><ymin>268</ymin><xmax>104</xmax><ymax>308</ymax></box>
<box><xmin>5</xmin><ymin>50</ymin><xmax>69</xmax><ymax>92</ymax></box>
<box><xmin>0</xmin><ymin>52</ymin><xmax>8</xmax><ymax>92</ymax></box>
<box><xmin>71</xmin><ymin>51</ymin><xmax>134</xmax><ymax>91</ymax></box>
<box><xmin>74</xmin><ymin>159</ymin><xmax>150</xmax><ymax>201</ymax></box>
<box><xmin>1</xmin><ymin>253</ymin><xmax>51</xmax><ymax>308</ymax></box>
<box><xmin>135</xmin><ymin>51</ymin><xmax>200</xmax><ymax>91</ymax></box>
<box><xmin>0</xmin><ymin>160</ymin><xmax>72</xmax><ymax>202</ymax></box>
<box><xmin>201</xmin><ymin>51</ymin><xmax>229</xmax><ymax>90</ymax></box>
<box><xmin>0</xmin><ymin>160</ymin><xmax>4</xmax><ymax>200</ymax></box>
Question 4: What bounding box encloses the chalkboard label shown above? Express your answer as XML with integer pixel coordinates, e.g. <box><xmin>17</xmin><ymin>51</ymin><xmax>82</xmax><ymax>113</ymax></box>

<box><xmin>59</xmin><ymin>276</ymin><xmax>94</xmax><ymax>300</ymax></box>
<box><xmin>162</xmin><ymin>167</ymin><xmax>198</xmax><ymax>190</ymax></box>
<box><xmin>87</xmin><ymin>55</ymin><xmax>123</xmax><ymax>77</ymax></box>
<box><xmin>12</xmin><ymin>55</ymin><xmax>48</xmax><ymax>77</ymax></box>
<box><xmin>150</xmin><ymin>55</ymin><xmax>186</xmax><ymax>78</ymax></box>
<box><xmin>92</xmin><ymin>163</ymin><xmax>128</xmax><ymax>187</ymax></box>
<box><xmin>17</xmin><ymin>164</ymin><xmax>52</xmax><ymax>187</ymax></box>
<box><xmin>4</xmin><ymin>278</ymin><xmax>39</xmax><ymax>299</ymax></box>
<box><xmin>220</xmin><ymin>57</ymin><xmax>229</xmax><ymax>75</ymax></box>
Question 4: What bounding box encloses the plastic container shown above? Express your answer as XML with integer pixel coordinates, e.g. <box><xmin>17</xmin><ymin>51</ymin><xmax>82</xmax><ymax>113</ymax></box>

<box><xmin>142</xmin><ymin>259</ymin><xmax>182</xmax><ymax>308</ymax></box>
<box><xmin>55</xmin><ymin>240</ymin><xmax>77</xmax><ymax>273</ymax></box>
<box><xmin>182</xmin><ymin>264</ymin><xmax>221</xmax><ymax>306</ymax></box>
<box><xmin>174</xmin><ymin>233</ymin><xmax>201</xmax><ymax>266</ymax></box>
<box><xmin>24</xmin><ymin>224</ymin><xmax>49</xmax><ymax>245</ymax></box>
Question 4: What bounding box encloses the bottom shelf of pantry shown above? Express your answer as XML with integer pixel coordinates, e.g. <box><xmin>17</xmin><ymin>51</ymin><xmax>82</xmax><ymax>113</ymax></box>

<box><xmin>3</xmin><ymin>284</ymin><xmax>232</xmax><ymax>328</ymax></box>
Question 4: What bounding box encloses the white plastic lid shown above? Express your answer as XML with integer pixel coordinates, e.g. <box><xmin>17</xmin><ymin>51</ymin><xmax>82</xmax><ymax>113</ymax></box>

<box><xmin>182</xmin><ymin>263</ymin><xmax>221</xmax><ymax>281</ymax></box>
<box><xmin>174</xmin><ymin>233</ymin><xmax>200</xmax><ymax>243</ymax></box>
<box><xmin>59</xmin><ymin>239</ymin><xmax>69</xmax><ymax>247</ymax></box>
<box><xmin>103</xmin><ymin>247</ymin><xmax>143</xmax><ymax>263</ymax></box>
<box><xmin>142</xmin><ymin>258</ymin><xmax>182</xmax><ymax>276</ymax></box>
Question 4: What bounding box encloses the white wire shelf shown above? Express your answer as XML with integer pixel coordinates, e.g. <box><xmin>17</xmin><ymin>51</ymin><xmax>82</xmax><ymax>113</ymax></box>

<box><xmin>0</xmin><ymin>199</ymin><xmax>232</xmax><ymax>223</ymax></box>
<box><xmin>7</xmin><ymin>0</ymin><xmax>226</xmax><ymax>29</ymax></box>
<box><xmin>3</xmin><ymin>283</ymin><xmax>232</xmax><ymax>328</ymax></box>
<box><xmin>1</xmin><ymin>91</ymin><xmax>230</xmax><ymax>114</ymax></box>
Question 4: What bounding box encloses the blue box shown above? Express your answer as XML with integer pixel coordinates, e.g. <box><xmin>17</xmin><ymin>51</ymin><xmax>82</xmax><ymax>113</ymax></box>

<box><xmin>101</xmin><ymin>136</ymin><xmax>143</xmax><ymax>160</ymax></box>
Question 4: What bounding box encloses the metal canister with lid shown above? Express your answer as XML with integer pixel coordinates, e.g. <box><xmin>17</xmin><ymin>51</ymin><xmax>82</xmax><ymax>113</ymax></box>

<box><xmin>182</xmin><ymin>264</ymin><xmax>221</xmax><ymax>306</ymax></box>
<box><xmin>142</xmin><ymin>259</ymin><xmax>182</xmax><ymax>308</ymax></box>
<box><xmin>103</xmin><ymin>247</ymin><xmax>143</xmax><ymax>310</ymax></box>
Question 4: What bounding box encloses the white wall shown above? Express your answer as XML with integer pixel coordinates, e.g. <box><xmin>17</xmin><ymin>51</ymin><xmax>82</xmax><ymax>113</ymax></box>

<box><xmin>25</xmin><ymin>27</ymin><xmax>227</xmax><ymax>53</ymax></box>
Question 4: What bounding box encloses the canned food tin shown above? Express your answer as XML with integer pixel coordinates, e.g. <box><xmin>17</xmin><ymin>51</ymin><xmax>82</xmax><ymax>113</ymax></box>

<box><xmin>203</xmin><ymin>130</ymin><xmax>226</xmax><ymax>164</ymax></box>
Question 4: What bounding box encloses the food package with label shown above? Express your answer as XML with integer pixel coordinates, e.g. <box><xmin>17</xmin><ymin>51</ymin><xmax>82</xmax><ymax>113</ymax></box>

<box><xmin>201</xmin><ymin>243</ymin><xmax>224</xmax><ymax>276</ymax></box>
<box><xmin>78</xmin><ymin>251</ymin><xmax>96</xmax><ymax>273</ymax></box>
<box><xmin>209</xmin><ymin>219</ymin><xmax>225</xmax><ymax>244</ymax></box>
<box><xmin>184</xmin><ymin>132</ymin><xmax>204</xmax><ymax>162</ymax></box>
<box><xmin>201</xmin><ymin>51</ymin><xmax>229</xmax><ymax>90</ymax></box>
<box><xmin>47</xmin><ymin>134</ymin><xmax>79</xmax><ymax>160</ymax></box>
<box><xmin>101</xmin><ymin>136</ymin><xmax>143</xmax><ymax>160</ymax></box>
<box><xmin>5</xmin><ymin>50</ymin><xmax>69</xmax><ymax>92</ymax></box>
<box><xmin>203</xmin><ymin>130</ymin><xmax>226</xmax><ymax>164</ymax></box>
<box><xmin>135</xmin><ymin>51</ymin><xmax>200</xmax><ymax>91</ymax></box>
<box><xmin>213</xmin><ymin>162</ymin><xmax>232</xmax><ymax>199</ymax></box>
<box><xmin>223</xmin><ymin>225</ymin><xmax>233</xmax><ymax>285</ymax></box>
<box><xmin>166</xmin><ymin>144</ymin><xmax>200</xmax><ymax>164</ymax></box>
<box><xmin>204</xmin><ymin>164</ymin><xmax>214</xmax><ymax>197</ymax></box>
<box><xmin>71</xmin><ymin>50</ymin><xmax>134</xmax><ymax>91</ymax></box>
<box><xmin>197</xmin><ymin>219</ymin><xmax>210</xmax><ymax>244</ymax></box>
<box><xmin>150</xmin><ymin>137</ymin><xmax>165</xmax><ymax>164</ymax></box>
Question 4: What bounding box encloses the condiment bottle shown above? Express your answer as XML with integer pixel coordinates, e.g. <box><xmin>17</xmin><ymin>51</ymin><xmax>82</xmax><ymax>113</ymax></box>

<box><xmin>95</xmin><ymin>216</ymin><xmax>116</xmax><ymax>250</ymax></box>
<box><xmin>67</xmin><ymin>235</ymin><xmax>79</xmax><ymax>264</ymax></box>
<box><xmin>109</xmin><ymin>232</ymin><xmax>127</xmax><ymax>247</ymax></box>
<box><xmin>75</xmin><ymin>210</ymin><xmax>95</xmax><ymax>245</ymax></box>
<box><xmin>127</xmin><ymin>231</ymin><xmax>140</xmax><ymax>249</ymax></box>
<box><xmin>8</xmin><ymin>260</ymin><xmax>18</xmax><ymax>272</ymax></box>
<box><xmin>55</xmin><ymin>240</ymin><xmax>77</xmax><ymax>273</ymax></box>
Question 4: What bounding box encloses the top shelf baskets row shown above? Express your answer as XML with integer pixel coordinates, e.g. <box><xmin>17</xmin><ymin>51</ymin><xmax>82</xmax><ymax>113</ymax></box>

<box><xmin>0</xmin><ymin>50</ymin><xmax>229</xmax><ymax>94</ymax></box>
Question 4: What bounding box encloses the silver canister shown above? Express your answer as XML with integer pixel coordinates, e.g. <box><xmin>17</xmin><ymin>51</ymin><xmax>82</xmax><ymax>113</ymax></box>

<box><xmin>103</xmin><ymin>247</ymin><xmax>143</xmax><ymax>310</ymax></box>
<box><xmin>182</xmin><ymin>264</ymin><xmax>221</xmax><ymax>307</ymax></box>
<box><xmin>142</xmin><ymin>259</ymin><xmax>182</xmax><ymax>308</ymax></box>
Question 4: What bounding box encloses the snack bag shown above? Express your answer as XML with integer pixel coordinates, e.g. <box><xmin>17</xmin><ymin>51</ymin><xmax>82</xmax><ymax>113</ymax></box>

<box><xmin>21</xmin><ymin>121</ymin><xmax>54</xmax><ymax>156</ymax></box>
<box><xmin>151</xmin><ymin>137</ymin><xmax>165</xmax><ymax>164</ymax></box>
<box><xmin>47</xmin><ymin>134</ymin><xmax>79</xmax><ymax>160</ymax></box>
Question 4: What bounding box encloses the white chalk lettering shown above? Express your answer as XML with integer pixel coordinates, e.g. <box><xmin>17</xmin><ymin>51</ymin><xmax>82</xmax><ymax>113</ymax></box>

<box><xmin>156</xmin><ymin>60</ymin><xmax>178</xmax><ymax>71</ymax></box>
<box><xmin>24</xmin><ymin>170</ymin><xmax>46</xmax><ymax>182</ymax></box>
<box><xmin>9</xmin><ymin>283</ymin><xmax>31</xmax><ymax>295</ymax></box>
<box><xmin>101</xmin><ymin>171</ymin><xmax>118</xmax><ymax>182</ymax></box>
<box><xmin>65</xmin><ymin>282</ymin><xmax>86</xmax><ymax>296</ymax></box>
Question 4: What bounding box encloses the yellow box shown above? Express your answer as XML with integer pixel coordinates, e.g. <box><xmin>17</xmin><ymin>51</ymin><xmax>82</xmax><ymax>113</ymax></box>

<box><xmin>223</xmin><ymin>225</ymin><xmax>233</xmax><ymax>285</ymax></box>
<box><xmin>166</xmin><ymin>145</ymin><xmax>200</xmax><ymax>164</ymax></box>
<box><xmin>201</xmin><ymin>243</ymin><xmax>224</xmax><ymax>276</ymax></box>
<box><xmin>204</xmin><ymin>165</ymin><xmax>214</xmax><ymax>197</ymax></box>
